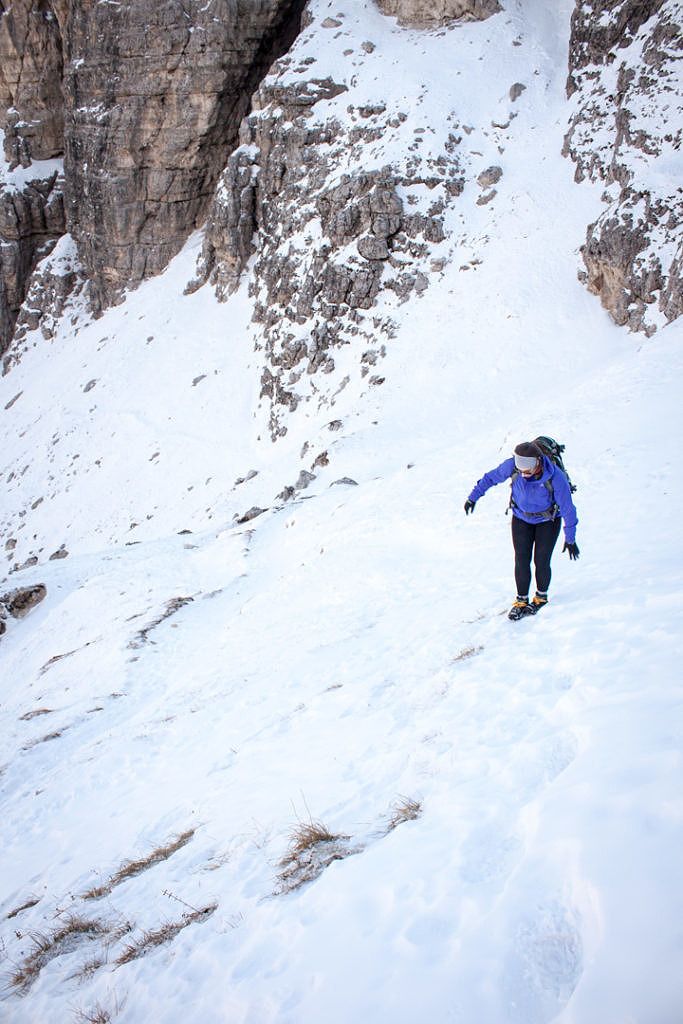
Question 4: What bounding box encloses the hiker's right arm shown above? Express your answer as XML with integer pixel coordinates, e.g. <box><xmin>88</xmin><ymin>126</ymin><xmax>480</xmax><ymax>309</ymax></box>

<box><xmin>467</xmin><ymin>458</ymin><xmax>515</xmax><ymax>503</ymax></box>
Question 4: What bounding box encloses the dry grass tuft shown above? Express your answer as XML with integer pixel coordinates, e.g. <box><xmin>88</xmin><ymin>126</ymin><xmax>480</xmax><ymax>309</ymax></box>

<box><xmin>386</xmin><ymin>796</ymin><xmax>423</xmax><ymax>833</ymax></box>
<box><xmin>114</xmin><ymin>904</ymin><xmax>216</xmax><ymax>965</ymax></box>
<box><xmin>128</xmin><ymin>596</ymin><xmax>194</xmax><ymax>649</ymax></box>
<box><xmin>10</xmin><ymin>914</ymin><xmax>107</xmax><ymax>992</ymax></box>
<box><xmin>74</xmin><ymin>1005</ymin><xmax>112</xmax><ymax>1024</ymax></box>
<box><xmin>83</xmin><ymin>829</ymin><xmax>195</xmax><ymax>900</ymax></box>
<box><xmin>276</xmin><ymin>819</ymin><xmax>358</xmax><ymax>894</ymax></box>
<box><xmin>452</xmin><ymin>645</ymin><xmax>484</xmax><ymax>662</ymax></box>
<box><xmin>19</xmin><ymin>707</ymin><xmax>54</xmax><ymax>721</ymax></box>
<box><xmin>72</xmin><ymin>954</ymin><xmax>106</xmax><ymax>982</ymax></box>
<box><xmin>6</xmin><ymin>897</ymin><xmax>40</xmax><ymax>920</ymax></box>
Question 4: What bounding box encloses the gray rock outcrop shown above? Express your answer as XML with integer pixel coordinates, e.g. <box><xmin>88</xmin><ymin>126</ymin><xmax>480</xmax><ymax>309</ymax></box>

<box><xmin>62</xmin><ymin>0</ymin><xmax>306</xmax><ymax>311</ymax></box>
<box><xmin>374</xmin><ymin>0</ymin><xmax>502</xmax><ymax>26</ymax></box>
<box><xmin>564</xmin><ymin>0</ymin><xmax>683</xmax><ymax>333</ymax></box>
<box><xmin>194</xmin><ymin>33</ymin><xmax>461</xmax><ymax>439</ymax></box>
<box><xmin>0</xmin><ymin>0</ymin><xmax>307</xmax><ymax>352</ymax></box>
<box><xmin>0</xmin><ymin>0</ymin><xmax>67</xmax><ymax>352</ymax></box>
<box><xmin>0</xmin><ymin>171</ymin><xmax>66</xmax><ymax>353</ymax></box>
<box><xmin>0</xmin><ymin>583</ymin><xmax>47</xmax><ymax>619</ymax></box>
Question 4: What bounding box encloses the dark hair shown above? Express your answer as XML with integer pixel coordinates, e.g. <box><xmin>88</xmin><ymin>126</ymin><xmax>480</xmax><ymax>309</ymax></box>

<box><xmin>514</xmin><ymin>441</ymin><xmax>542</xmax><ymax>458</ymax></box>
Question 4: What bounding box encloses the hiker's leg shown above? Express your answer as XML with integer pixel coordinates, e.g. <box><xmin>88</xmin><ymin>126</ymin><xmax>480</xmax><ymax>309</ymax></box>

<box><xmin>533</xmin><ymin>518</ymin><xmax>562</xmax><ymax>593</ymax></box>
<box><xmin>511</xmin><ymin>516</ymin><xmax>534</xmax><ymax>597</ymax></box>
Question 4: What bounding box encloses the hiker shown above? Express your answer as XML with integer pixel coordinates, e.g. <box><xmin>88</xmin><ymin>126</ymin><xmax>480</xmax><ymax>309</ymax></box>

<box><xmin>464</xmin><ymin>440</ymin><xmax>579</xmax><ymax>620</ymax></box>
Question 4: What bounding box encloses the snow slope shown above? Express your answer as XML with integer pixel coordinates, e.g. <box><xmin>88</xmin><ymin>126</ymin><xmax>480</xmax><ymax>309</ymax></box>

<box><xmin>1</xmin><ymin>2</ymin><xmax>682</xmax><ymax>1022</ymax></box>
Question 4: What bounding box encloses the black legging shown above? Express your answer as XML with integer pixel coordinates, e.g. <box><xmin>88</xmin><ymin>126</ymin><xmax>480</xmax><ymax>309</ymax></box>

<box><xmin>511</xmin><ymin>515</ymin><xmax>562</xmax><ymax>596</ymax></box>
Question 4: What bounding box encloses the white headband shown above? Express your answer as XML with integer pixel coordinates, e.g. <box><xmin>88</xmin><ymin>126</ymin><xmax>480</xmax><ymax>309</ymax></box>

<box><xmin>514</xmin><ymin>454</ymin><xmax>539</xmax><ymax>471</ymax></box>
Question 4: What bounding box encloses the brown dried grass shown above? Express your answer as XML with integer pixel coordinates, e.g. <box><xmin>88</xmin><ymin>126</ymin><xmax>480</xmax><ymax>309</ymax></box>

<box><xmin>10</xmin><ymin>915</ymin><xmax>107</xmax><ymax>992</ymax></box>
<box><xmin>276</xmin><ymin>820</ymin><xmax>356</xmax><ymax>894</ymax></box>
<box><xmin>114</xmin><ymin>904</ymin><xmax>216</xmax><ymax>965</ymax></box>
<box><xmin>83</xmin><ymin>829</ymin><xmax>195</xmax><ymax>900</ymax></box>
<box><xmin>386</xmin><ymin>796</ymin><xmax>423</xmax><ymax>832</ymax></box>
<box><xmin>452</xmin><ymin>645</ymin><xmax>484</xmax><ymax>662</ymax></box>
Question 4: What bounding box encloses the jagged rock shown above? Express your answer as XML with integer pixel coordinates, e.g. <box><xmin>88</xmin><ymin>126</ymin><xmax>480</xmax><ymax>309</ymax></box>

<box><xmin>1</xmin><ymin>584</ymin><xmax>47</xmax><ymax>618</ymax></box>
<box><xmin>564</xmin><ymin>0</ymin><xmax>683</xmax><ymax>333</ymax></box>
<box><xmin>374</xmin><ymin>0</ymin><xmax>502</xmax><ymax>27</ymax></box>
<box><xmin>509</xmin><ymin>83</ymin><xmax>526</xmax><ymax>102</ymax></box>
<box><xmin>566</xmin><ymin>0</ymin><xmax>667</xmax><ymax>93</ymax></box>
<box><xmin>0</xmin><ymin>171</ymin><xmax>66</xmax><ymax>353</ymax></box>
<box><xmin>197</xmin><ymin>56</ymin><xmax>456</xmax><ymax>439</ymax></box>
<box><xmin>8</xmin><ymin>234</ymin><xmax>84</xmax><ymax>362</ymax></box>
<box><xmin>477</xmin><ymin>166</ymin><xmax>502</xmax><ymax>189</ymax></box>
<box><xmin>235</xmin><ymin>506</ymin><xmax>267</xmax><ymax>524</ymax></box>
<box><xmin>49</xmin><ymin>546</ymin><xmax>68</xmax><ymax>560</ymax></box>
<box><xmin>331</xmin><ymin>477</ymin><xmax>358</xmax><ymax>487</ymax></box>
<box><xmin>296</xmin><ymin>470</ymin><xmax>316</xmax><ymax>490</ymax></box>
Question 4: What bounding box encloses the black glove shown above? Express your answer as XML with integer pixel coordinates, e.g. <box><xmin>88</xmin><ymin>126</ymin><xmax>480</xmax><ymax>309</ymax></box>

<box><xmin>563</xmin><ymin>541</ymin><xmax>579</xmax><ymax>560</ymax></box>
<box><xmin>464</xmin><ymin>500</ymin><xmax>476</xmax><ymax>515</ymax></box>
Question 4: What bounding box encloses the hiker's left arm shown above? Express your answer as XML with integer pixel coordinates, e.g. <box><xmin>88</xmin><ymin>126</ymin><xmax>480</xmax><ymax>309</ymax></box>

<box><xmin>554</xmin><ymin>470</ymin><xmax>578</xmax><ymax>543</ymax></box>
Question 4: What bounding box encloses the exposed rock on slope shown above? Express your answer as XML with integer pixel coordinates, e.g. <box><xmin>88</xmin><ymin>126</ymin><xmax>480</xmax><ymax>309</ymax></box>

<box><xmin>374</xmin><ymin>0</ymin><xmax>501</xmax><ymax>27</ymax></box>
<box><xmin>564</xmin><ymin>0</ymin><xmax>683</xmax><ymax>334</ymax></box>
<box><xmin>0</xmin><ymin>0</ymin><xmax>67</xmax><ymax>353</ymax></box>
<box><xmin>0</xmin><ymin>170</ymin><xmax>66</xmax><ymax>353</ymax></box>
<box><xmin>194</xmin><ymin>11</ymin><xmax>462</xmax><ymax>440</ymax></box>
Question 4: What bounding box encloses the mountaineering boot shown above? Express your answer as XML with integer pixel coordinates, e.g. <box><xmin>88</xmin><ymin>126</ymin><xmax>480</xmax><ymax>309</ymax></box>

<box><xmin>508</xmin><ymin>597</ymin><xmax>533</xmax><ymax>621</ymax></box>
<box><xmin>530</xmin><ymin>591</ymin><xmax>548</xmax><ymax>613</ymax></box>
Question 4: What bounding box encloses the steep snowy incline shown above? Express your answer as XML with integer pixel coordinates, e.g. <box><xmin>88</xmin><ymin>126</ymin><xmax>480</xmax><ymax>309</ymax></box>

<box><xmin>1</xmin><ymin>2</ymin><xmax>683</xmax><ymax>1023</ymax></box>
<box><xmin>1</xmin><ymin>316</ymin><xmax>682</xmax><ymax>1024</ymax></box>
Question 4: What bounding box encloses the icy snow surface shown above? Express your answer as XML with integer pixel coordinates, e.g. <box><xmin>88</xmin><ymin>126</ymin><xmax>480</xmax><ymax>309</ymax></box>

<box><xmin>1</xmin><ymin>1</ymin><xmax>682</xmax><ymax>1022</ymax></box>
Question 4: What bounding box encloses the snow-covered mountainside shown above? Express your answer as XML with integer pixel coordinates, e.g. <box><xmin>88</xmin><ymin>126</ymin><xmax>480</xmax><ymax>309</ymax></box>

<box><xmin>1</xmin><ymin>2</ymin><xmax>682</xmax><ymax>1023</ymax></box>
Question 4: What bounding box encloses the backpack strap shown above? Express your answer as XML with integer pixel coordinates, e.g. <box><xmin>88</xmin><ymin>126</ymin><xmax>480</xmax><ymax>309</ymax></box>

<box><xmin>507</xmin><ymin>471</ymin><xmax>558</xmax><ymax>520</ymax></box>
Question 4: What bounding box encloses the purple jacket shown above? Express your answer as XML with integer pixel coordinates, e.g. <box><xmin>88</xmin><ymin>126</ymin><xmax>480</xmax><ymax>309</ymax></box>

<box><xmin>468</xmin><ymin>455</ymin><xmax>578</xmax><ymax>543</ymax></box>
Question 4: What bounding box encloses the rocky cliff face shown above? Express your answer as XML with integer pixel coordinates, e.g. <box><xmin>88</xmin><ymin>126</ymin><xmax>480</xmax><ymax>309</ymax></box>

<box><xmin>0</xmin><ymin>0</ymin><xmax>306</xmax><ymax>353</ymax></box>
<box><xmin>0</xmin><ymin>0</ymin><xmax>67</xmax><ymax>354</ymax></box>
<box><xmin>192</xmin><ymin>6</ymin><xmax>464</xmax><ymax>440</ymax></box>
<box><xmin>564</xmin><ymin>0</ymin><xmax>683</xmax><ymax>334</ymax></box>
<box><xmin>62</xmin><ymin>0</ymin><xmax>306</xmax><ymax>312</ymax></box>
<box><xmin>2</xmin><ymin>0</ymin><xmax>682</xmax><ymax>359</ymax></box>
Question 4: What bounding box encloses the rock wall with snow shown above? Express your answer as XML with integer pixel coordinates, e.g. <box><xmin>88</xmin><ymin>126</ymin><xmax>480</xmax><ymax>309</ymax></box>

<box><xmin>564</xmin><ymin>0</ymin><xmax>683</xmax><ymax>334</ymax></box>
<box><xmin>191</xmin><ymin>11</ymin><xmax>460</xmax><ymax>440</ymax></box>
<box><xmin>0</xmin><ymin>0</ymin><xmax>306</xmax><ymax>351</ymax></box>
<box><xmin>1</xmin><ymin>0</ymin><xmax>682</xmax><ymax>359</ymax></box>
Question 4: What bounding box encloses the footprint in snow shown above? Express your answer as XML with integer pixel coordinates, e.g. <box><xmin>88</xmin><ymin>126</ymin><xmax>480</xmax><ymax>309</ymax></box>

<box><xmin>501</xmin><ymin>900</ymin><xmax>583</xmax><ymax>1024</ymax></box>
<box><xmin>508</xmin><ymin>731</ymin><xmax>579</xmax><ymax>804</ymax></box>
<box><xmin>459</xmin><ymin>824</ymin><xmax>522</xmax><ymax>888</ymax></box>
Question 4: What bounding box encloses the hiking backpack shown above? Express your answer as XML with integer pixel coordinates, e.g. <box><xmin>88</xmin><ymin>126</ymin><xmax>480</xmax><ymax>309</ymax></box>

<box><xmin>508</xmin><ymin>435</ymin><xmax>577</xmax><ymax>520</ymax></box>
<box><xmin>532</xmin><ymin>436</ymin><xmax>577</xmax><ymax>494</ymax></box>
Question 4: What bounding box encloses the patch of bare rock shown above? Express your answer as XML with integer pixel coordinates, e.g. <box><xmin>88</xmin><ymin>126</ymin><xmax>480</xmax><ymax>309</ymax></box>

<box><xmin>374</xmin><ymin>0</ymin><xmax>502</xmax><ymax>27</ymax></box>
<box><xmin>563</xmin><ymin>0</ymin><xmax>683</xmax><ymax>334</ymax></box>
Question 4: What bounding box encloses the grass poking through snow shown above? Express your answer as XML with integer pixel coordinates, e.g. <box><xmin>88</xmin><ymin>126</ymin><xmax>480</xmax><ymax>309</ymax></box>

<box><xmin>114</xmin><ymin>904</ymin><xmax>216</xmax><ymax>965</ymax></box>
<box><xmin>386</xmin><ymin>796</ymin><xmax>423</xmax><ymax>833</ymax></box>
<box><xmin>10</xmin><ymin>915</ymin><xmax>108</xmax><ymax>993</ymax></box>
<box><xmin>82</xmin><ymin>829</ymin><xmax>195</xmax><ymax>899</ymax></box>
<box><xmin>276</xmin><ymin>819</ymin><xmax>360</xmax><ymax>894</ymax></box>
